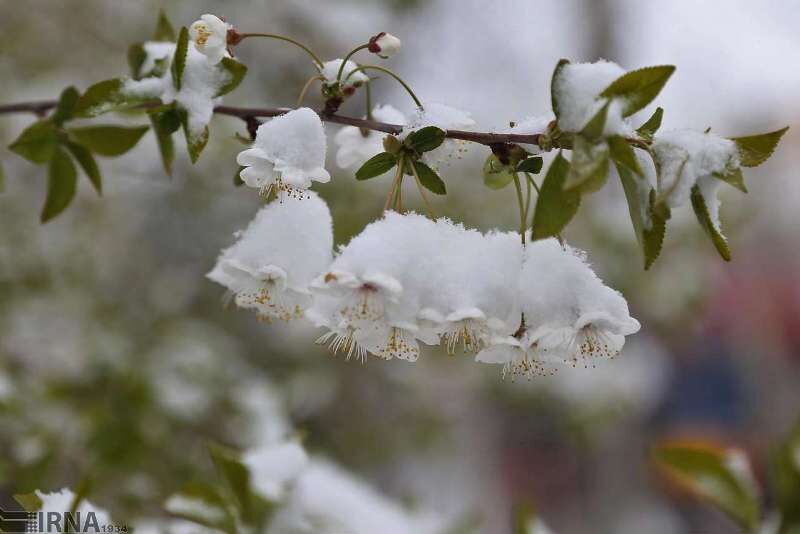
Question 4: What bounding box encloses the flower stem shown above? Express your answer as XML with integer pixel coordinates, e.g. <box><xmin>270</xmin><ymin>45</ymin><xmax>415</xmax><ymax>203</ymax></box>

<box><xmin>512</xmin><ymin>173</ymin><xmax>527</xmax><ymax>244</ymax></box>
<box><xmin>385</xmin><ymin>157</ymin><xmax>405</xmax><ymax>212</ymax></box>
<box><xmin>360</xmin><ymin>83</ymin><xmax>373</xmax><ymax>137</ymax></box>
<box><xmin>238</xmin><ymin>33</ymin><xmax>324</xmax><ymax>69</ymax></box>
<box><xmin>296</xmin><ymin>75</ymin><xmax>323</xmax><ymax>107</ymax></box>
<box><xmin>336</xmin><ymin>43</ymin><xmax>370</xmax><ymax>82</ymax></box>
<box><xmin>345</xmin><ymin>65</ymin><xmax>423</xmax><ymax>109</ymax></box>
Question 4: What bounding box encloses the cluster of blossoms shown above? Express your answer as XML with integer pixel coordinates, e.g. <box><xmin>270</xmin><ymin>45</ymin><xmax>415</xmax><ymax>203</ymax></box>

<box><xmin>208</xmin><ymin>195</ymin><xmax>639</xmax><ymax>378</ymax></box>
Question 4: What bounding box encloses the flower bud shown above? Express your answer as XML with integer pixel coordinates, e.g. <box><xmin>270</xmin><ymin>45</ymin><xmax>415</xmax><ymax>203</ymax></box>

<box><xmin>383</xmin><ymin>135</ymin><xmax>402</xmax><ymax>154</ymax></box>
<box><xmin>368</xmin><ymin>32</ymin><xmax>401</xmax><ymax>59</ymax></box>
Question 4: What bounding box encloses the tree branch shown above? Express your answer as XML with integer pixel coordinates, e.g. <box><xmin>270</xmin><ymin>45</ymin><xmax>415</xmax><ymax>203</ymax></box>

<box><xmin>0</xmin><ymin>100</ymin><xmax>543</xmax><ymax>147</ymax></box>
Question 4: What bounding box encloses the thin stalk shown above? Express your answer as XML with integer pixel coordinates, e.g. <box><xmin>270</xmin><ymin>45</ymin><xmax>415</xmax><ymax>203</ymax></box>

<box><xmin>238</xmin><ymin>33</ymin><xmax>323</xmax><ymax>68</ymax></box>
<box><xmin>296</xmin><ymin>75</ymin><xmax>323</xmax><ymax>107</ymax></box>
<box><xmin>345</xmin><ymin>65</ymin><xmax>423</xmax><ymax>109</ymax></box>
<box><xmin>360</xmin><ymin>82</ymin><xmax>373</xmax><ymax>137</ymax></box>
<box><xmin>385</xmin><ymin>157</ymin><xmax>405</xmax><ymax>211</ymax></box>
<box><xmin>336</xmin><ymin>43</ymin><xmax>370</xmax><ymax>82</ymax></box>
<box><xmin>512</xmin><ymin>173</ymin><xmax>526</xmax><ymax>244</ymax></box>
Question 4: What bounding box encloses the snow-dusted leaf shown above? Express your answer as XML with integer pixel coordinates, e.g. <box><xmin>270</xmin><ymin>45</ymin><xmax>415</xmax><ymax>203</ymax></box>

<box><xmin>8</xmin><ymin>119</ymin><xmax>59</xmax><ymax>163</ymax></box>
<box><xmin>608</xmin><ymin>136</ymin><xmax>642</xmax><ymax>176</ymax></box>
<box><xmin>165</xmin><ymin>482</ymin><xmax>236</xmax><ymax>533</ymax></box>
<box><xmin>730</xmin><ymin>127</ymin><xmax>788</xmax><ymax>167</ymax></box>
<box><xmin>69</xmin><ymin>125</ymin><xmax>149</xmax><ymax>157</ymax></box>
<box><xmin>41</xmin><ymin>146</ymin><xmax>77</xmax><ymax>223</ymax></box>
<box><xmin>74</xmin><ymin>78</ymin><xmax>145</xmax><ymax>118</ymax></box>
<box><xmin>483</xmin><ymin>154</ymin><xmax>515</xmax><ymax>190</ymax></box>
<box><xmin>127</xmin><ymin>43</ymin><xmax>146</xmax><ymax>79</ymax></box>
<box><xmin>356</xmin><ymin>152</ymin><xmax>397</xmax><ymax>180</ymax></box>
<box><xmin>52</xmin><ymin>86</ymin><xmax>80</xmax><ymax>125</ymax></box>
<box><xmin>690</xmin><ymin>184</ymin><xmax>731</xmax><ymax>261</ymax></box>
<box><xmin>550</xmin><ymin>58</ymin><xmax>570</xmax><ymax>121</ymax></box>
<box><xmin>636</xmin><ymin>107</ymin><xmax>663</xmax><ymax>141</ymax></box>
<box><xmin>149</xmin><ymin>107</ymin><xmax>180</xmax><ymax>176</ymax></box>
<box><xmin>713</xmin><ymin>167</ymin><xmax>747</xmax><ymax>193</ymax></box>
<box><xmin>564</xmin><ymin>135</ymin><xmax>609</xmax><ymax>193</ymax></box>
<box><xmin>617</xmin><ymin>163</ymin><xmax>667</xmax><ymax>269</ymax></box>
<box><xmin>216</xmin><ymin>58</ymin><xmax>248</xmax><ymax>97</ymax></box>
<box><xmin>532</xmin><ymin>152</ymin><xmax>579</xmax><ymax>240</ymax></box>
<box><xmin>600</xmin><ymin>65</ymin><xmax>675</xmax><ymax>117</ymax></box>
<box><xmin>413</xmin><ymin>160</ymin><xmax>447</xmax><ymax>195</ymax></box>
<box><xmin>580</xmin><ymin>100</ymin><xmax>609</xmax><ymax>140</ymax></box>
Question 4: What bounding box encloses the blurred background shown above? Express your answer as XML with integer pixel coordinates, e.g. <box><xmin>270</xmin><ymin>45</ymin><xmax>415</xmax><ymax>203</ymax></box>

<box><xmin>0</xmin><ymin>0</ymin><xmax>799</xmax><ymax>532</ymax></box>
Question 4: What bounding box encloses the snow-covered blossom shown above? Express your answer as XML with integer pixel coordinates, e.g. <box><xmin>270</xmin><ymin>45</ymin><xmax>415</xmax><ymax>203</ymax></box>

<box><xmin>207</xmin><ymin>192</ymin><xmax>333</xmax><ymax>321</ymax></box>
<box><xmin>308</xmin><ymin>212</ymin><xmax>445</xmax><ymax>362</ymax></box>
<box><xmin>551</xmin><ymin>60</ymin><xmax>632</xmax><ymax>136</ymax></box>
<box><xmin>334</xmin><ymin>104</ymin><xmax>406</xmax><ymax>169</ymax></box>
<box><xmin>368</xmin><ymin>32</ymin><xmax>402</xmax><ymax>58</ymax></box>
<box><xmin>243</xmin><ymin>440</ymin><xmax>309</xmax><ymax>500</ymax></box>
<box><xmin>189</xmin><ymin>14</ymin><xmax>231</xmax><ymax>65</ymax></box>
<box><xmin>268</xmin><ymin>459</ymin><xmax>442</xmax><ymax>534</ymax></box>
<box><xmin>521</xmin><ymin>239</ymin><xmax>639</xmax><ymax>367</ymax></box>
<box><xmin>236</xmin><ymin>108</ymin><xmax>330</xmax><ymax>197</ymax></box>
<box><xmin>652</xmin><ymin>129</ymin><xmax>739</xmax><ymax>211</ymax></box>
<box><xmin>321</xmin><ymin>59</ymin><xmax>369</xmax><ymax>89</ymax></box>
<box><xmin>35</xmin><ymin>488</ymin><xmax>113</xmax><ymax>528</ymax></box>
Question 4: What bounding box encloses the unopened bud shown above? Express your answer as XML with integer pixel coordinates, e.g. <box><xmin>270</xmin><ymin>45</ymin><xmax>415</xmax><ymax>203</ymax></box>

<box><xmin>368</xmin><ymin>32</ymin><xmax>402</xmax><ymax>59</ymax></box>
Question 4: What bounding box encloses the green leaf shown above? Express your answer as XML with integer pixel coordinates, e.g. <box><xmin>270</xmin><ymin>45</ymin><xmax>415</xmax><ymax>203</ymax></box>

<box><xmin>69</xmin><ymin>125</ymin><xmax>149</xmax><ymax>157</ymax></box>
<box><xmin>74</xmin><ymin>78</ymin><xmax>125</xmax><ymax>117</ymax></box>
<box><xmin>52</xmin><ymin>86</ymin><xmax>80</xmax><ymax>125</ymax></box>
<box><xmin>172</xmin><ymin>27</ymin><xmax>189</xmax><ymax>91</ymax></box>
<box><xmin>181</xmin><ymin>114</ymin><xmax>209</xmax><ymax>164</ymax></box>
<box><xmin>14</xmin><ymin>492</ymin><xmax>44</xmax><ymax>511</ymax></box>
<box><xmin>516</xmin><ymin>156</ymin><xmax>543</xmax><ymax>174</ymax></box>
<box><xmin>8</xmin><ymin>119</ymin><xmax>59</xmax><ymax>164</ymax></box>
<box><xmin>413</xmin><ymin>160</ymin><xmax>447</xmax><ymax>195</ymax></box>
<box><xmin>165</xmin><ymin>482</ymin><xmax>236</xmax><ymax>534</ymax></box>
<box><xmin>713</xmin><ymin>167</ymin><xmax>747</xmax><ymax>193</ymax></box>
<box><xmin>210</xmin><ymin>444</ymin><xmax>252</xmax><ymax>522</ymax></box>
<box><xmin>550</xmin><ymin>58</ymin><xmax>570</xmax><ymax>121</ymax></box>
<box><xmin>153</xmin><ymin>9</ymin><xmax>176</xmax><ymax>42</ymax></box>
<box><xmin>654</xmin><ymin>441</ymin><xmax>759</xmax><ymax>532</ymax></box>
<box><xmin>564</xmin><ymin>135</ymin><xmax>610</xmax><ymax>193</ymax></box>
<box><xmin>66</xmin><ymin>141</ymin><xmax>101</xmax><ymax>195</ymax></box>
<box><xmin>636</xmin><ymin>106</ymin><xmax>663</xmax><ymax>140</ymax></box>
<box><xmin>773</xmin><ymin>420</ymin><xmax>800</xmax><ymax>534</ymax></box>
<box><xmin>608</xmin><ymin>136</ymin><xmax>642</xmax><ymax>176</ymax></box>
<box><xmin>216</xmin><ymin>58</ymin><xmax>248</xmax><ymax>97</ymax></box>
<box><xmin>128</xmin><ymin>43</ymin><xmax>147</xmax><ymax>78</ymax></box>
<box><xmin>150</xmin><ymin>107</ymin><xmax>181</xmax><ymax>175</ymax></box>
<box><xmin>41</xmin><ymin>147</ymin><xmax>78</xmax><ymax>223</ymax></box>
<box><xmin>483</xmin><ymin>154</ymin><xmax>515</xmax><ymax>190</ymax></box>
<box><xmin>356</xmin><ymin>152</ymin><xmax>398</xmax><ymax>180</ymax></box>
<box><xmin>600</xmin><ymin>65</ymin><xmax>676</xmax><ymax>117</ymax></box>
<box><xmin>617</xmin><ymin>163</ymin><xmax>667</xmax><ymax>269</ymax></box>
<box><xmin>531</xmin><ymin>152</ymin><xmax>580</xmax><ymax>240</ymax></box>
<box><xmin>730</xmin><ymin>127</ymin><xmax>789</xmax><ymax>167</ymax></box>
<box><xmin>691</xmin><ymin>184</ymin><xmax>731</xmax><ymax>261</ymax></box>
<box><xmin>580</xmin><ymin>101</ymin><xmax>609</xmax><ymax>140</ymax></box>
<box><xmin>405</xmin><ymin>126</ymin><xmax>446</xmax><ymax>154</ymax></box>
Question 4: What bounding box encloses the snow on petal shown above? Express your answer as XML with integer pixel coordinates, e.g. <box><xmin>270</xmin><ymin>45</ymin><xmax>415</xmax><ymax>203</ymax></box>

<box><xmin>334</xmin><ymin>104</ymin><xmax>406</xmax><ymax>169</ymax></box>
<box><xmin>207</xmin><ymin>192</ymin><xmax>333</xmax><ymax>321</ymax></box>
<box><xmin>321</xmin><ymin>58</ymin><xmax>369</xmax><ymax>89</ymax></box>
<box><xmin>243</xmin><ymin>440</ymin><xmax>309</xmax><ymax>501</ymax></box>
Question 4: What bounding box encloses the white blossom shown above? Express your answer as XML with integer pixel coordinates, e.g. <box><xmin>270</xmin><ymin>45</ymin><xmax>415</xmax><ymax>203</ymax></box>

<box><xmin>189</xmin><ymin>14</ymin><xmax>231</xmax><ymax>65</ymax></box>
<box><xmin>207</xmin><ymin>192</ymin><xmax>333</xmax><ymax>321</ymax></box>
<box><xmin>243</xmin><ymin>440</ymin><xmax>309</xmax><ymax>501</ymax></box>
<box><xmin>551</xmin><ymin>60</ymin><xmax>632</xmax><ymax>136</ymax></box>
<box><xmin>321</xmin><ymin>59</ymin><xmax>369</xmax><ymax>89</ymax></box>
<box><xmin>236</xmin><ymin>108</ymin><xmax>330</xmax><ymax>197</ymax></box>
<box><xmin>334</xmin><ymin>104</ymin><xmax>406</xmax><ymax>169</ymax></box>
<box><xmin>652</xmin><ymin>129</ymin><xmax>739</xmax><ymax>209</ymax></box>
<box><xmin>368</xmin><ymin>32</ymin><xmax>402</xmax><ymax>58</ymax></box>
<box><xmin>520</xmin><ymin>239</ymin><xmax>640</xmax><ymax>368</ymax></box>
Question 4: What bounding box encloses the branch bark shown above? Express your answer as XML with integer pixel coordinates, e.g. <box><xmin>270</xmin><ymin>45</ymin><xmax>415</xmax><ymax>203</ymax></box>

<box><xmin>0</xmin><ymin>100</ymin><xmax>543</xmax><ymax>147</ymax></box>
